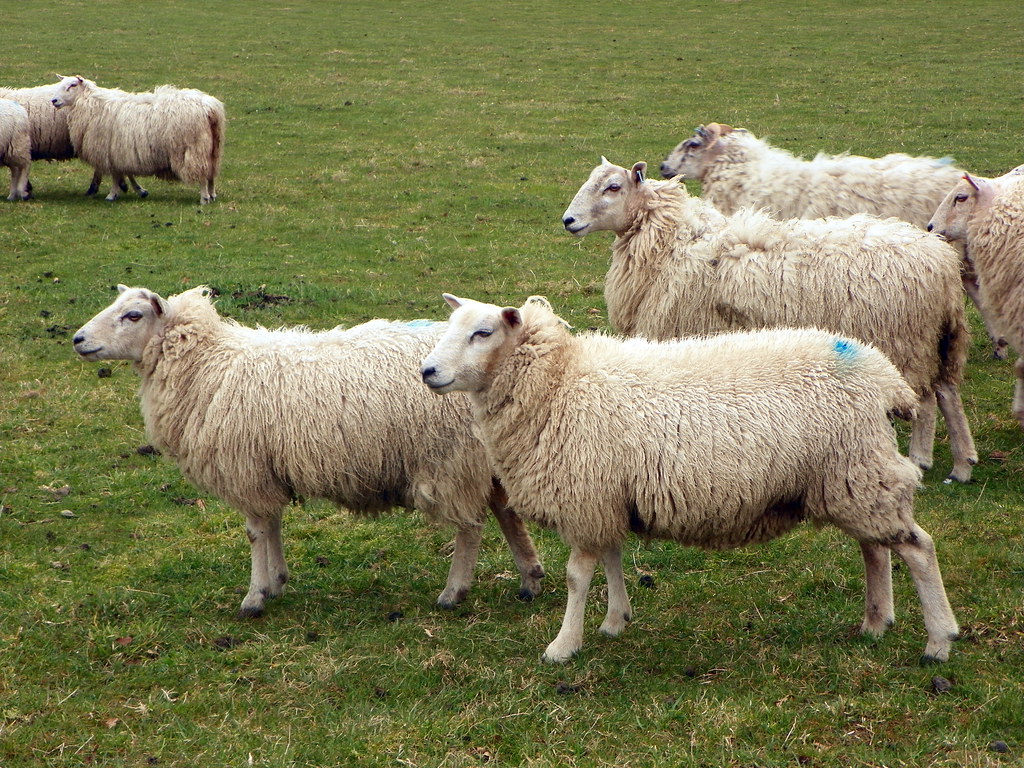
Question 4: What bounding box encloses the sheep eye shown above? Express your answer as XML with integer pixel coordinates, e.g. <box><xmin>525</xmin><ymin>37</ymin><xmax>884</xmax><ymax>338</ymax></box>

<box><xmin>605</xmin><ymin>183</ymin><xmax>621</xmax><ymax>193</ymax></box>
<box><xmin>471</xmin><ymin>329</ymin><xmax>492</xmax><ymax>340</ymax></box>
<box><xmin>122</xmin><ymin>310</ymin><xmax>144</xmax><ymax>322</ymax></box>
<box><xmin>954</xmin><ymin>193</ymin><xmax>968</xmax><ymax>203</ymax></box>
<box><xmin>683</xmin><ymin>139</ymin><xmax>700</xmax><ymax>149</ymax></box>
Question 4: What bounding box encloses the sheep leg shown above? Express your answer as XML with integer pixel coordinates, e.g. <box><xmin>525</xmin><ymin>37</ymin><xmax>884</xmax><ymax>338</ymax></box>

<box><xmin>86</xmin><ymin>171</ymin><xmax>101</xmax><ymax>196</ymax></box>
<box><xmin>1013</xmin><ymin>356</ymin><xmax>1024</xmax><ymax>429</ymax></box>
<box><xmin>200</xmin><ymin>178</ymin><xmax>215</xmax><ymax>205</ymax></box>
<box><xmin>127</xmin><ymin>175</ymin><xmax>148</xmax><ymax>198</ymax></box>
<box><xmin>543</xmin><ymin>547</ymin><xmax>598</xmax><ymax>663</ymax></box>
<box><xmin>105</xmin><ymin>174</ymin><xmax>124</xmax><ymax>202</ymax></box>
<box><xmin>598</xmin><ymin>544</ymin><xmax>631</xmax><ymax>638</ymax></box>
<box><xmin>239</xmin><ymin>511</ymin><xmax>288</xmax><ymax>618</ymax></box>
<box><xmin>489</xmin><ymin>485</ymin><xmax>545</xmax><ymax>600</ymax></box>
<box><xmin>8</xmin><ymin>164</ymin><xmax>30</xmax><ymax>201</ymax></box>
<box><xmin>859</xmin><ymin>542</ymin><xmax>894</xmax><ymax>637</ymax></box>
<box><xmin>907</xmin><ymin>391</ymin><xmax>937</xmax><ymax>472</ymax></box>
<box><xmin>436</xmin><ymin>524</ymin><xmax>483</xmax><ymax>609</ymax></box>
<box><xmin>935</xmin><ymin>382</ymin><xmax>978</xmax><ymax>483</ymax></box>
<box><xmin>887</xmin><ymin>524</ymin><xmax>959</xmax><ymax>663</ymax></box>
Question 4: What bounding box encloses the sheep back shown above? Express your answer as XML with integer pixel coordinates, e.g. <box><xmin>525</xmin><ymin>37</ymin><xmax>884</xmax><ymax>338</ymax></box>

<box><xmin>138</xmin><ymin>291</ymin><xmax>490</xmax><ymax>527</ymax></box>
<box><xmin>0</xmin><ymin>99</ymin><xmax>31</xmax><ymax>168</ymax></box>
<box><xmin>0</xmin><ymin>84</ymin><xmax>74</xmax><ymax>160</ymax></box>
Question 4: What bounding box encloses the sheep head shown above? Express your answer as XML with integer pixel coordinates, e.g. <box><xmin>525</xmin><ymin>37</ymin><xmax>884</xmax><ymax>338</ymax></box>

<box><xmin>73</xmin><ymin>285</ymin><xmax>170</xmax><ymax>362</ymax></box>
<box><xmin>927</xmin><ymin>173</ymin><xmax>996</xmax><ymax>244</ymax></box>
<box><xmin>51</xmin><ymin>75</ymin><xmax>91</xmax><ymax>109</ymax></box>
<box><xmin>562</xmin><ymin>158</ymin><xmax>648</xmax><ymax>237</ymax></box>
<box><xmin>660</xmin><ymin>122</ymin><xmax>735</xmax><ymax>179</ymax></box>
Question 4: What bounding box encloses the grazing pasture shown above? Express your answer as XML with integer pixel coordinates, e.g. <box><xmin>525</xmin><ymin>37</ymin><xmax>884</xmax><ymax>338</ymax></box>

<box><xmin>1</xmin><ymin>1</ymin><xmax>1022</xmax><ymax>766</ymax></box>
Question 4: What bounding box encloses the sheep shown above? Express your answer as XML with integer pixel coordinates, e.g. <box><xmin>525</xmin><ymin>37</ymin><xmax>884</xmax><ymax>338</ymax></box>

<box><xmin>52</xmin><ymin>75</ymin><xmax>225</xmax><ymax>204</ymax></box>
<box><xmin>0</xmin><ymin>99</ymin><xmax>31</xmax><ymax>201</ymax></box>
<box><xmin>72</xmin><ymin>285</ymin><xmax>545</xmax><ymax>617</ymax></box>
<box><xmin>0</xmin><ymin>80</ymin><xmax>136</xmax><ymax>197</ymax></box>
<box><xmin>660</xmin><ymin>123</ymin><xmax>1008</xmax><ymax>358</ymax></box>
<box><xmin>421</xmin><ymin>294</ymin><xmax>959</xmax><ymax>664</ymax></box>
<box><xmin>562</xmin><ymin>158</ymin><xmax>978</xmax><ymax>483</ymax></box>
<box><xmin>928</xmin><ymin>165</ymin><xmax>1024</xmax><ymax>428</ymax></box>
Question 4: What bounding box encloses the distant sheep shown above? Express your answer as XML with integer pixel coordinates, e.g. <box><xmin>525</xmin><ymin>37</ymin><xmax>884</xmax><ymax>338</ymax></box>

<box><xmin>73</xmin><ymin>285</ymin><xmax>544</xmax><ymax>617</ymax></box>
<box><xmin>0</xmin><ymin>79</ymin><xmax>134</xmax><ymax>197</ymax></box>
<box><xmin>0</xmin><ymin>99</ymin><xmax>31</xmax><ymax>200</ymax></box>
<box><xmin>660</xmin><ymin>124</ymin><xmax>1007</xmax><ymax>358</ymax></box>
<box><xmin>52</xmin><ymin>75</ymin><xmax>224</xmax><ymax>204</ymax></box>
<box><xmin>929</xmin><ymin>165</ymin><xmax>1024</xmax><ymax>428</ymax></box>
<box><xmin>422</xmin><ymin>294</ymin><xmax>959</xmax><ymax>664</ymax></box>
<box><xmin>562</xmin><ymin>158</ymin><xmax>977</xmax><ymax>482</ymax></box>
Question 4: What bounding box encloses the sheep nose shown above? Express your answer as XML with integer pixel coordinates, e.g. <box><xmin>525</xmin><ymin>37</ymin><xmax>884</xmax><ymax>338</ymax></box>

<box><xmin>660</xmin><ymin>163</ymin><xmax>671</xmax><ymax>176</ymax></box>
<box><xmin>421</xmin><ymin>365</ymin><xmax>436</xmax><ymax>382</ymax></box>
<box><xmin>926</xmin><ymin>223</ymin><xmax>934</xmax><ymax>232</ymax></box>
<box><xmin>562</xmin><ymin>216</ymin><xmax>575</xmax><ymax>230</ymax></box>
<box><xmin>72</xmin><ymin>333</ymin><xmax>85</xmax><ymax>344</ymax></box>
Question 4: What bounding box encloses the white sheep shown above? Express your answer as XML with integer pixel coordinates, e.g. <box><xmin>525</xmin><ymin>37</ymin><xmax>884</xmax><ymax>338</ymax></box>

<box><xmin>0</xmin><ymin>99</ymin><xmax>31</xmax><ymax>201</ymax></box>
<box><xmin>0</xmin><ymin>80</ymin><xmax>136</xmax><ymax>198</ymax></box>
<box><xmin>52</xmin><ymin>75</ymin><xmax>225</xmax><ymax>204</ymax></box>
<box><xmin>660</xmin><ymin>123</ymin><xmax>1008</xmax><ymax>358</ymax></box>
<box><xmin>72</xmin><ymin>285</ymin><xmax>545</xmax><ymax>617</ymax></box>
<box><xmin>562</xmin><ymin>158</ymin><xmax>977</xmax><ymax>483</ymax></box>
<box><xmin>928</xmin><ymin>165</ymin><xmax>1024</xmax><ymax>428</ymax></box>
<box><xmin>421</xmin><ymin>294</ymin><xmax>959</xmax><ymax>664</ymax></box>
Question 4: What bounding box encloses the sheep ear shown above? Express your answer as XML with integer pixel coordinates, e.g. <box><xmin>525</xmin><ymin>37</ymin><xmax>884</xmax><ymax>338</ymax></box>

<box><xmin>600</xmin><ymin>155</ymin><xmax>611</xmax><ymax>166</ymax></box>
<box><xmin>117</xmin><ymin>284</ymin><xmax>129</xmax><ymax>294</ymax></box>
<box><xmin>630</xmin><ymin>161</ymin><xmax>647</xmax><ymax>184</ymax></box>
<box><xmin>962</xmin><ymin>173</ymin><xmax>981</xmax><ymax>191</ymax></box>
<box><xmin>55</xmin><ymin>73</ymin><xmax>65</xmax><ymax>81</ymax></box>
<box><xmin>148</xmin><ymin>293</ymin><xmax>169</xmax><ymax>317</ymax></box>
<box><xmin>501</xmin><ymin>307</ymin><xmax>522</xmax><ymax>330</ymax></box>
<box><xmin>442</xmin><ymin>293</ymin><xmax>463</xmax><ymax>311</ymax></box>
<box><xmin>716</xmin><ymin>123</ymin><xmax>734</xmax><ymax>136</ymax></box>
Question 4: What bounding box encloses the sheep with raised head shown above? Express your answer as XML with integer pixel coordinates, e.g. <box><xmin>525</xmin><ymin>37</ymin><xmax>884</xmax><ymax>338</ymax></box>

<box><xmin>0</xmin><ymin>99</ymin><xmax>31</xmax><ymax>201</ymax></box>
<box><xmin>52</xmin><ymin>75</ymin><xmax>225</xmax><ymax>204</ymax></box>
<box><xmin>421</xmin><ymin>294</ymin><xmax>959</xmax><ymax>664</ymax></box>
<box><xmin>562</xmin><ymin>158</ymin><xmax>977</xmax><ymax>483</ymax></box>
<box><xmin>0</xmin><ymin>80</ymin><xmax>136</xmax><ymax>197</ymax></box>
<box><xmin>660</xmin><ymin>124</ymin><xmax>1008</xmax><ymax>358</ymax></box>
<box><xmin>72</xmin><ymin>285</ymin><xmax>545</xmax><ymax>617</ymax></box>
<box><xmin>929</xmin><ymin>165</ymin><xmax>1024</xmax><ymax>427</ymax></box>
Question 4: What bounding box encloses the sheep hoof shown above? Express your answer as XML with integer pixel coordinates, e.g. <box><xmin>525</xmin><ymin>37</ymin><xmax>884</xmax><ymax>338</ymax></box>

<box><xmin>237</xmin><ymin>605</ymin><xmax>265</xmax><ymax>619</ymax></box>
<box><xmin>919</xmin><ymin>653</ymin><xmax>946</xmax><ymax>666</ymax></box>
<box><xmin>436</xmin><ymin>586</ymin><xmax>468</xmax><ymax>609</ymax></box>
<box><xmin>138</xmin><ymin>189</ymin><xmax>149</xmax><ymax>198</ymax></box>
<box><xmin>517</xmin><ymin>587</ymin><xmax>536</xmax><ymax>602</ymax></box>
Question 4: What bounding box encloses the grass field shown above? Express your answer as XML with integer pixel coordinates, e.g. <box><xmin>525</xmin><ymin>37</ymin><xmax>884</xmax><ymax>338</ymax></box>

<box><xmin>2</xmin><ymin>1</ymin><xmax>1023</xmax><ymax>766</ymax></box>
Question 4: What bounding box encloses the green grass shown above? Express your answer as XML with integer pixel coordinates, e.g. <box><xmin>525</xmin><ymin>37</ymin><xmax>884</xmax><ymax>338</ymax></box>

<box><xmin>2</xmin><ymin>1</ymin><xmax>1023</xmax><ymax>766</ymax></box>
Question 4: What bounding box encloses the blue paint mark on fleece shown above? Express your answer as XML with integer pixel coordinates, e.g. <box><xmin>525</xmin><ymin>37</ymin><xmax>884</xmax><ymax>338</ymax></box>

<box><xmin>833</xmin><ymin>337</ymin><xmax>859</xmax><ymax>362</ymax></box>
<box><xmin>404</xmin><ymin>319</ymin><xmax>439</xmax><ymax>328</ymax></box>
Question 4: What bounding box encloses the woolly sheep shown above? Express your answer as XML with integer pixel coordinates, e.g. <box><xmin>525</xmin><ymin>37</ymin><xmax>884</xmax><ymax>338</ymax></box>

<box><xmin>928</xmin><ymin>165</ymin><xmax>1024</xmax><ymax>427</ymax></box>
<box><xmin>0</xmin><ymin>99</ymin><xmax>31</xmax><ymax>201</ymax></box>
<box><xmin>72</xmin><ymin>285</ymin><xmax>545</xmax><ymax>617</ymax></box>
<box><xmin>0</xmin><ymin>80</ymin><xmax>134</xmax><ymax>197</ymax></box>
<box><xmin>660</xmin><ymin>123</ymin><xmax>1008</xmax><ymax>358</ymax></box>
<box><xmin>562</xmin><ymin>158</ymin><xmax>977</xmax><ymax>482</ymax></box>
<box><xmin>52</xmin><ymin>75</ymin><xmax>225</xmax><ymax>204</ymax></box>
<box><xmin>421</xmin><ymin>294</ymin><xmax>959</xmax><ymax>664</ymax></box>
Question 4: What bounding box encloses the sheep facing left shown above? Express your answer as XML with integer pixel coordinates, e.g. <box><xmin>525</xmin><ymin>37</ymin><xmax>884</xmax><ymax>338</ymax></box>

<box><xmin>73</xmin><ymin>285</ymin><xmax>545</xmax><ymax>617</ymax></box>
<box><xmin>422</xmin><ymin>294</ymin><xmax>959</xmax><ymax>664</ymax></box>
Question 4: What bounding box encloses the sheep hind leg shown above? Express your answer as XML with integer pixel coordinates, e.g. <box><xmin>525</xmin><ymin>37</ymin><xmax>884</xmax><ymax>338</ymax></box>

<box><xmin>858</xmin><ymin>542</ymin><xmax>894</xmax><ymax>638</ymax></box>
<box><xmin>238</xmin><ymin>510</ymin><xmax>288</xmax><ymax>618</ymax></box>
<box><xmin>200</xmin><ymin>178</ymin><xmax>215</xmax><ymax>205</ymax></box>
<box><xmin>127</xmin><ymin>176</ymin><xmax>148</xmax><ymax>198</ymax></box>
<box><xmin>105</xmin><ymin>174</ymin><xmax>124</xmax><ymax>202</ymax></box>
<box><xmin>907</xmin><ymin>391</ymin><xmax>937</xmax><ymax>472</ymax></box>
<box><xmin>489</xmin><ymin>488</ymin><xmax>545</xmax><ymax>600</ymax></box>
<box><xmin>1013</xmin><ymin>356</ymin><xmax>1024</xmax><ymax>430</ymax></box>
<box><xmin>436</xmin><ymin>524</ymin><xmax>483</xmax><ymax>609</ymax></box>
<box><xmin>936</xmin><ymin>381</ymin><xmax>978</xmax><ymax>483</ymax></box>
<box><xmin>598</xmin><ymin>543</ymin><xmax>631</xmax><ymax>638</ymax></box>
<box><xmin>542</xmin><ymin>547</ymin><xmax>598</xmax><ymax>663</ymax></box>
<box><xmin>887</xmin><ymin>524</ymin><xmax>959</xmax><ymax>664</ymax></box>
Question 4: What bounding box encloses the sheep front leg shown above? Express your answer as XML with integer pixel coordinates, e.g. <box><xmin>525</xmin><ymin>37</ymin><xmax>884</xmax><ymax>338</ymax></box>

<box><xmin>127</xmin><ymin>175</ymin><xmax>148</xmax><ymax>198</ymax></box>
<box><xmin>859</xmin><ymin>542</ymin><xmax>894</xmax><ymax>638</ymax></box>
<box><xmin>887</xmin><ymin>524</ymin><xmax>959</xmax><ymax>663</ymax></box>
<box><xmin>935</xmin><ymin>382</ymin><xmax>978</xmax><ymax>482</ymax></box>
<box><xmin>437</xmin><ymin>524</ymin><xmax>483</xmax><ymax>609</ymax></box>
<box><xmin>105</xmin><ymin>174</ymin><xmax>124</xmax><ymax>202</ymax></box>
<box><xmin>598</xmin><ymin>543</ymin><xmax>631</xmax><ymax>638</ymax></box>
<box><xmin>543</xmin><ymin>547</ymin><xmax>598</xmax><ymax>663</ymax></box>
<box><xmin>489</xmin><ymin>491</ymin><xmax>545</xmax><ymax>600</ymax></box>
<box><xmin>907</xmin><ymin>391</ymin><xmax>937</xmax><ymax>472</ymax></box>
<box><xmin>239</xmin><ymin>510</ymin><xmax>288</xmax><ymax>618</ymax></box>
<box><xmin>200</xmin><ymin>178</ymin><xmax>216</xmax><ymax>205</ymax></box>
